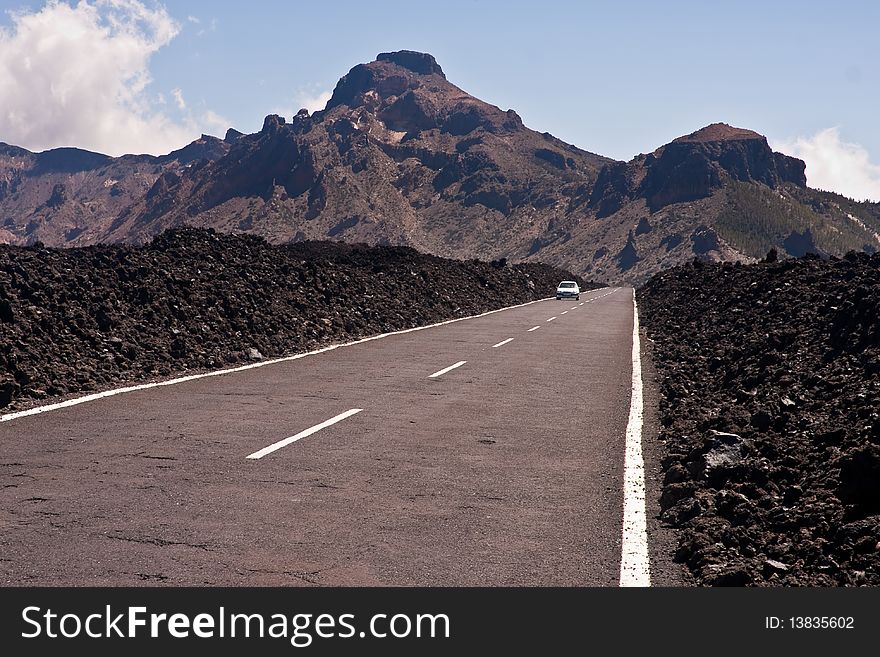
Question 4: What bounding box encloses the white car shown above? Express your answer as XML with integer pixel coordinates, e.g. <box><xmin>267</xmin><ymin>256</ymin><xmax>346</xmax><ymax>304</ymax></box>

<box><xmin>556</xmin><ymin>281</ymin><xmax>580</xmax><ymax>300</ymax></box>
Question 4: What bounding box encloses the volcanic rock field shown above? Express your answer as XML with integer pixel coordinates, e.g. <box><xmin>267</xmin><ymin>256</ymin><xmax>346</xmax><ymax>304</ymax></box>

<box><xmin>0</xmin><ymin>227</ymin><xmax>592</xmax><ymax>412</ymax></box>
<box><xmin>4</xmin><ymin>224</ymin><xmax>879</xmax><ymax>587</ymax></box>
<box><xmin>639</xmin><ymin>252</ymin><xmax>880</xmax><ymax>585</ymax></box>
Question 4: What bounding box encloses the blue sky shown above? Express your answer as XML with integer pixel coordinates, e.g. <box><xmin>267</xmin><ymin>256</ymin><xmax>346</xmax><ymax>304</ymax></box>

<box><xmin>1</xmin><ymin>0</ymin><xmax>878</xmax><ymax>199</ymax></box>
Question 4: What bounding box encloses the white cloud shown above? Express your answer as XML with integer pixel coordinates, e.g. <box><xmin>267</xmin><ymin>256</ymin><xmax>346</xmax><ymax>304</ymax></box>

<box><xmin>186</xmin><ymin>15</ymin><xmax>200</xmax><ymax>24</ymax></box>
<box><xmin>772</xmin><ymin>128</ymin><xmax>880</xmax><ymax>202</ymax></box>
<box><xmin>0</xmin><ymin>0</ymin><xmax>223</xmax><ymax>156</ymax></box>
<box><xmin>172</xmin><ymin>87</ymin><xmax>186</xmax><ymax>110</ymax></box>
<box><xmin>297</xmin><ymin>90</ymin><xmax>332</xmax><ymax>114</ymax></box>
<box><xmin>200</xmin><ymin>109</ymin><xmax>230</xmax><ymax>134</ymax></box>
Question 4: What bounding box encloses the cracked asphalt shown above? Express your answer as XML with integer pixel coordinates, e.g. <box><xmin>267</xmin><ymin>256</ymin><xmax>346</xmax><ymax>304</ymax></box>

<box><xmin>0</xmin><ymin>288</ymin><xmax>688</xmax><ymax>585</ymax></box>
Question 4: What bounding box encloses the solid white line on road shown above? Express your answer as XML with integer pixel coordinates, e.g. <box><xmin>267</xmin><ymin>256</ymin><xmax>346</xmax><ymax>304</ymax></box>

<box><xmin>546</xmin><ymin>316</ymin><xmax>557</xmax><ymax>322</ymax></box>
<box><xmin>527</xmin><ymin>326</ymin><xmax>541</xmax><ymax>332</ymax></box>
<box><xmin>246</xmin><ymin>408</ymin><xmax>362</xmax><ymax>460</ymax></box>
<box><xmin>429</xmin><ymin>360</ymin><xmax>467</xmax><ymax>378</ymax></box>
<box><xmin>1</xmin><ymin>290</ymin><xmax>615</xmax><ymax>424</ymax></box>
<box><xmin>492</xmin><ymin>338</ymin><xmax>514</xmax><ymax>348</ymax></box>
<box><xmin>561</xmin><ymin>311</ymin><xmax>568</xmax><ymax>315</ymax></box>
<box><xmin>619</xmin><ymin>287</ymin><xmax>651</xmax><ymax>587</ymax></box>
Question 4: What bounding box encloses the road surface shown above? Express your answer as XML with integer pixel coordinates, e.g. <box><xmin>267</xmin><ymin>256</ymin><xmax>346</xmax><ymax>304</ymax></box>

<box><xmin>0</xmin><ymin>287</ymin><xmax>687</xmax><ymax>585</ymax></box>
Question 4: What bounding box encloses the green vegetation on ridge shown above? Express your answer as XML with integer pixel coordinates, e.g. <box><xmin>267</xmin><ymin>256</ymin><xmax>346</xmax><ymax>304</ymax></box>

<box><xmin>715</xmin><ymin>180</ymin><xmax>876</xmax><ymax>258</ymax></box>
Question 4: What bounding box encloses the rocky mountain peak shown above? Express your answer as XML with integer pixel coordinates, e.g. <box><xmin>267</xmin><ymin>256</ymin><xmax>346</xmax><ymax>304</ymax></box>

<box><xmin>224</xmin><ymin>128</ymin><xmax>244</xmax><ymax>143</ymax></box>
<box><xmin>261</xmin><ymin>114</ymin><xmax>286</xmax><ymax>133</ymax></box>
<box><xmin>160</xmin><ymin>134</ymin><xmax>229</xmax><ymax>165</ymax></box>
<box><xmin>590</xmin><ymin>123</ymin><xmax>807</xmax><ymax>214</ymax></box>
<box><xmin>376</xmin><ymin>50</ymin><xmax>445</xmax><ymax>78</ymax></box>
<box><xmin>325</xmin><ymin>51</ymin><xmax>449</xmax><ymax>112</ymax></box>
<box><xmin>673</xmin><ymin>123</ymin><xmax>764</xmax><ymax>143</ymax></box>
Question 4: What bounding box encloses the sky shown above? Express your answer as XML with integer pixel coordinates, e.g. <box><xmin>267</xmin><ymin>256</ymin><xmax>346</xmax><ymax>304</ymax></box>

<box><xmin>0</xmin><ymin>0</ymin><xmax>878</xmax><ymax>201</ymax></box>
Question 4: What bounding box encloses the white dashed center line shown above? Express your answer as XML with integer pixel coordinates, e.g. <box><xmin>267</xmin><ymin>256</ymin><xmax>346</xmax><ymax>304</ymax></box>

<box><xmin>546</xmin><ymin>316</ymin><xmax>557</xmax><ymax>322</ymax></box>
<box><xmin>527</xmin><ymin>326</ymin><xmax>541</xmax><ymax>332</ymax></box>
<box><xmin>561</xmin><ymin>311</ymin><xmax>568</xmax><ymax>315</ymax></box>
<box><xmin>429</xmin><ymin>360</ymin><xmax>467</xmax><ymax>378</ymax></box>
<box><xmin>492</xmin><ymin>338</ymin><xmax>514</xmax><ymax>348</ymax></box>
<box><xmin>247</xmin><ymin>408</ymin><xmax>363</xmax><ymax>460</ymax></box>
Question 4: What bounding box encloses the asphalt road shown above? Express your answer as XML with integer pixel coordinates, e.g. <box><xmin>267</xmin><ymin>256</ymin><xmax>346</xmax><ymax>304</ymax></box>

<box><xmin>0</xmin><ymin>287</ymin><xmax>688</xmax><ymax>585</ymax></box>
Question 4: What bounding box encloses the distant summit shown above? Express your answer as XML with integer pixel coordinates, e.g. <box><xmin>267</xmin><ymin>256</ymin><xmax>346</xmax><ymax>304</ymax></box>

<box><xmin>376</xmin><ymin>50</ymin><xmax>445</xmax><ymax>77</ymax></box>
<box><xmin>589</xmin><ymin>122</ymin><xmax>808</xmax><ymax>216</ymax></box>
<box><xmin>673</xmin><ymin>123</ymin><xmax>764</xmax><ymax>143</ymax></box>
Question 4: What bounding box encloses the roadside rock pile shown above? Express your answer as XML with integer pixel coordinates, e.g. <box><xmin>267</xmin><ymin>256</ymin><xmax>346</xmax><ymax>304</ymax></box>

<box><xmin>639</xmin><ymin>252</ymin><xmax>880</xmax><ymax>585</ymax></box>
<box><xmin>0</xmin><ymin>227</ymin><xmax>597</xmax><ymax>411</ymax></box>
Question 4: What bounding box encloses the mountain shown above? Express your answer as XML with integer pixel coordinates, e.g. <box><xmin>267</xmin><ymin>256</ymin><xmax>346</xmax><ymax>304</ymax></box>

<box><xmin>0</xmin><ymin>135</ymin><xmax>230</xmax><ymax>245</ymax></box>
<box><xmin>2</xmin><ymin>50</ymin><xmax>879</xmax><ymax>283</ymax></box>
<box><xmin>552</xmin><ymin>123</ymin><xmax>880</xmax><ymax>283</ymax></box>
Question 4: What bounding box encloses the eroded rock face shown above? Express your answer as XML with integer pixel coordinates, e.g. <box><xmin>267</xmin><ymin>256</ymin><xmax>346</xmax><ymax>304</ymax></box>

<box><xmin>0</xmin><ymin>227</ymin><xmax>599</xmax><ymax>411</ymax></box>
<box><xmin>590</xmin><ymin>123</ymin><xmax>807</xmax><ymax>213</ymax></box>
<box><xmin>640</xmin><ymin>251</ymin><xmax>880</xmax><ymax>586</ymax></box>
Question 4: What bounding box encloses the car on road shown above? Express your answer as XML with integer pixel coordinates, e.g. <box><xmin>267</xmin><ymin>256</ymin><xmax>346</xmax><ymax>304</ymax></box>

<box><xmin>556</xmin><ymin>280</ymin><xmax>580</xmax><ymax>300</ymax></box>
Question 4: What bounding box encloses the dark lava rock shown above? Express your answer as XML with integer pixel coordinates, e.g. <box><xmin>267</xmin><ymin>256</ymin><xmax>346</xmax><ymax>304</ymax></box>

<box><xmin>685</xmin><ymin>431</ymin><xmax>753</xmax><ymax>488</ymax></box>
<box><xmin>662</xmin><ymin>498</ymin><xmax>704</xmax><ymax>526</ymax></box>
<box><xmin>639</xmin><ymin>250</ymin><xmax>880</xmax><ymax>585</ymax></box>
<box><xmin>750</xmin><ymin>410</ymin><xmax>773</xmax><ymax>432</ymax></box>
<box><xmin>0</xmin><ymin>227</ymin><xmax>599</xmax><ymax>411</ymax></box>
<box><xmin>0</xmin><ymin>298</ymin><xmax>13</xmax><ymax>322</ymax></box>
<box><xmin>708</xmin><ymin>567</ymin><xmax>752</xmax><ymax>587</ymax></box>
<box><xmin>0</xmin><ymin>379</ymin><xmax>15</xmax><ymax>407</ymax></box>
<box><xmin>763</xmin><ymin>559</ymin><xmax>791</xmax><ymax>577</ymax></box>
<box><xmin>837</xmin><ymin>445</ymin><xmax>880</xmax><ymax>512</ymax></box>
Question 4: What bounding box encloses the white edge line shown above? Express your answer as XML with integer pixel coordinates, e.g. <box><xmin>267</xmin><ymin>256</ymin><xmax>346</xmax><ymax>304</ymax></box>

<box><xmin>428</xmin><ymin>360</ymin><xmax>467</xmax><ymax>378</ymax></box>
<box><xmin>246</xmin><ymin>408</ymin><xmax>362</xmax><ymax>460</ymax></box>
<box><xmin>1</xmin><ymin>290</ymin><xmax>609</xmax><ymax>424</ymax></box>
<box><xmin>491</xmin><ymin>338</ymin><xmax>514</xmax><ymax>348</ymax></box>
<box><xmin>527</xmin><ymin>326</ymin><xmax>540</xmax><ymax>332</ymax></box>
<box><xmin>619</xmin><ymin>287</ymin><xmax>650</xmax><ymax>587</ymax></box>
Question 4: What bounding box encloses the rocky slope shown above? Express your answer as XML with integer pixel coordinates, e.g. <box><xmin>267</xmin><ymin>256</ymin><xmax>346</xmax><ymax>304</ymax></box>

<box><xmin>639</xmin><ymin>252</ymin><xmax>880</xmax><ymax>586</ymax></box>
<box><xmin>2</xmin><ymin>50</ymin><xmax>879</xmax><ymax>284</ymax></box>
<box><xmin>0</xmin><ymin>135</ymin><xmax>231</xmax><ymax>246</ymax></box>
<box><xmin>540</xmin><ymin>125</ymin><xmax>880</xmax><ymax>284</ymax></box>
<box><xmin>0</xmin><ymin>227</ymin><xmax>595</xmax><ymax>412</ymax></box>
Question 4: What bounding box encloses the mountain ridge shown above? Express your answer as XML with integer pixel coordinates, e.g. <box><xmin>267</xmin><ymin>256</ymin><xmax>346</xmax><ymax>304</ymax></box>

<box><xmin>1</xmin><ymin>50</ymin><xmax>878</xmax><ymax>283</ymax></box>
